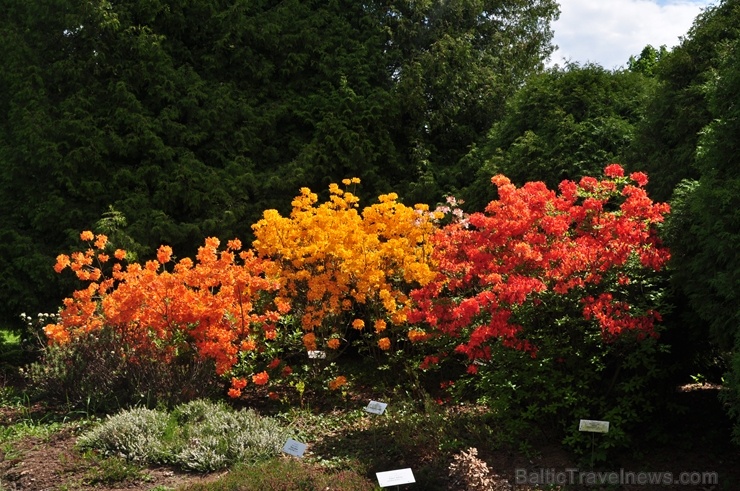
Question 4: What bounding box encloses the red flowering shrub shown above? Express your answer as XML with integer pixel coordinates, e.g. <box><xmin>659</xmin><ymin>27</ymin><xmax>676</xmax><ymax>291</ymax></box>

<box><xmin>409</xmin><ymin>164</ymin><xmax>670</xmax><ymax>367</ymax></box>
<box><xmin>408</xmin><ymin>165</ymin><xmax>672</xmax><ymax>458</ymax></box>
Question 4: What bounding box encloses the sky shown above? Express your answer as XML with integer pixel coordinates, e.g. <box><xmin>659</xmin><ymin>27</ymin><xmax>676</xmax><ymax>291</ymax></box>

<box><xmin>548</xmin><ymin>0</ymin><xmax>717</xmax><ymax>70</ymax></box>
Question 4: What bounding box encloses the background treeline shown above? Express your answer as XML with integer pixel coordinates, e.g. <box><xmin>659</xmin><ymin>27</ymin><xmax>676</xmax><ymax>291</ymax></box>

<box><xmin>1</xmin><ymin>0</ymin><xmax>739</xmax><ymax>440</ymax></box>
<box><xmin>0</xmin><ymin>0</ymin><xmax>559</xmax><ymax>321</ymax></box>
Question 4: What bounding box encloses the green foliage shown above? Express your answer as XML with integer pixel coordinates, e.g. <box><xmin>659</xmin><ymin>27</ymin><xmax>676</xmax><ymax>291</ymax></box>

<box><xmin>179</xmin><ymin>458</ymin><xmax>378</xmax><ymax>491</ymax></box>
<box><xmin>94</xmin><ymin>206</ymin><xmax>146</xmax><ymax>262</ymax></box>
<box><xmin>628</xmin><ymin>45</ymin><xmax>668</xmax><ymax>77</ymax></box>
<box><xmin>77</xmin><ymin>400</ymin><xmax>290</xmax><ymax>472</ymax></box>
<box><xmin>627</xmin><ymin>0</ymin><xmax>740</xmax><ymax>203</ymax></box>
<box><xmin>667</xmin><ymin>32</ymin><xmax>740</xmax><ymax>442</ymax></box>
<box><xmin>26</xmin><ymin>325</ymin><xmax>220</xmax><ymax>412</ymax></box>
<box><xmin>0</xmin><ymin>328</ymin><xmax>22</xmax><ymax>369</ymax></box>
<box><xmin>461</xmin><ymin>63</ymin><xmax>654</xmax><ymax>210</ymax></box>
<box><xmin>464</xmin><ymin>323</ymin><xmax>671</xmax><ymax>462</ymax></box>
<box><xmin>387</xmin><ymin>0</ymin><xmax>560</xmax><ymax>201</ymax></box>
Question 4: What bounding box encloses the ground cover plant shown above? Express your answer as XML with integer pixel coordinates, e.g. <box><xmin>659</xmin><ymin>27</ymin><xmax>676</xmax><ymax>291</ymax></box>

<box><xmin>76</xmin><ymin>399</ymin><xmax>289</xmax><ymax>472</ymax></box>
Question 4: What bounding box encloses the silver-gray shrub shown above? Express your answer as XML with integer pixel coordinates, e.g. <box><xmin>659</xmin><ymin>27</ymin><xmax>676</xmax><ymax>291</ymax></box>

<box><xmin>170</xmin><ymin>399</ymin><xmax>289</xmax><ymax>472</ymax></box>
<box><xmin>76</xmin><ymin>406</ymin><xmax>169</xmax><ymax>462</ymax></box>
<box><xmin>76</xmin><ymin>399</ymin><xmax>290</xmax><ymax>472</ymax></box>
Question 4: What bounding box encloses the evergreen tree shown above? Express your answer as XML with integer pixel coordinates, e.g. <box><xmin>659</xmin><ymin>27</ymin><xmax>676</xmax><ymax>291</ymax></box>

<box><xmin>460</xmin><ymin>63</ymin><xmax>654</xmax><ymax>210</ymax></box>
<box><xmin>627</xmin><ymin>0</ymin><xmax>740</xmax><ymax>202</ymax></box>
<box><xmin>0</xmin><ymin>0</ymin><xmax>559</xmax><ymax>328</ymax></box>
<box><xmin>668</xmin><ymin>36</ymin><xmax>740</xmax><ymax>441</ymax></box>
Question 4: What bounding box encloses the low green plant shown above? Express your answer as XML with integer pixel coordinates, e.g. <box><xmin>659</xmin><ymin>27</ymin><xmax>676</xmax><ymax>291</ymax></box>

<box><xmin>77</xmin><ymin>399</ymin><xmax>290</xmax><ymax>472</ymax></box>
<box><xmin>179</xmin><ymin>457</ymin><xmax>378</xmax><ymax>491</ymax></box>
<box><xmin>83</xmin><ymin>452</ymin><xmax>151</xmax><ymax>485</ymax></box>
<box><xmin>76</xmin><ymin>407</ymin><xmax>170</xmax><ymax>462</ymax></box>
<box><xmin>281</xmin><ymin>396</ymin><xmax>500</xmax><ymax>491</ymax></box>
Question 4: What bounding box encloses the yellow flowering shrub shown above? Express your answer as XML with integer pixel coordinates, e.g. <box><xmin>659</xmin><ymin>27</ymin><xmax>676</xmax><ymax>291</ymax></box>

<box><xmin>252</xmin><ymin>178</ymin><xmax>439</xmax><ymax>357</ymax></box>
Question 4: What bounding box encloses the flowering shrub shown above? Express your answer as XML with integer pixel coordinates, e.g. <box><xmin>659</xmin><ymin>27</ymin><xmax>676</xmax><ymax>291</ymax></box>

<box><xmin>44</xmin><ymin>233</ymin><xmax>288</xmax><ymax>400</ymax></box>
<box><xmin>251</xmin><ymin>179</ymin><xmax>439</xmax><ymax>367</ymax></box>
<box><xmin>409</xmin><ymin>164</ymin><xmax>670</xmax><ymax>367</ymax></box>
<box><xmin>409</xmin><ymin>165</ymin><xmax>672</xmax><ymax>457</ymax></box>
<box><xmin>39</xmin><ymin>167</ymin><xmax>673</xmax><ymax>425</ymax></box>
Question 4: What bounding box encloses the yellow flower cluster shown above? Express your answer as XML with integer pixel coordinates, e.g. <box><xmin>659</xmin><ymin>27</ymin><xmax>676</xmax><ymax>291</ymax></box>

<box><xmin>252</xmin><ymin>179</ymin><xmax>439</xmax><ymax>351</ymax></box>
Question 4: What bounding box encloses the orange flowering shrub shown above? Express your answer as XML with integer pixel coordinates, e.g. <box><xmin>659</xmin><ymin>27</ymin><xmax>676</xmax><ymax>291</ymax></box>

<box><xmin>45</xmin><ymin>232</ymin><xmax>289</xmax><ymax>398</ymax></box>
<box><xmin>251</xmin><ymin>179</ymin><xmax>439</xmax><ymax>359</ymax></box>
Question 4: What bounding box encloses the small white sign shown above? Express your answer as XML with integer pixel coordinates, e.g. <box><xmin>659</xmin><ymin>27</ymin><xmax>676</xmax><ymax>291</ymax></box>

<box><xmin>377</xmin><ymin>468</ymin><xmax>416</xmax><ymax>487</ymax></box>
<box><xmin>307</xmin><ymin>350</ymin><xmax>326</xmax><ymax>359</ymax></box>
<box><xmin>282</xmin><ymin>438</ymin><xmax>307</xmax><ymax>457</ymax></box>
<box><xmin>365</xmin><ymin>400</ymin><xmax>388</xmax><ymax>415</ymax></box>
<box><xmin>579</xmin><ymin>419</ymin><xmax>610</xmax><ymax>433</ymax></box>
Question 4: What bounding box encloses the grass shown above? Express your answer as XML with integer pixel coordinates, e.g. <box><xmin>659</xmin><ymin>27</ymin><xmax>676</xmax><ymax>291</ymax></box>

<box><xmin>179</xmin><ymin>458</ymin><xmax>378</xmax><ymax>491</ymax></box>
<box><xmin>82</xmin><ymin>452</ymin><xmax>152</xmax><ymax>485</ymax></box>
<box><xmin>0</xmin><ymin>388</ymin><xmax>63</xmax><ymax>441</ymax></box>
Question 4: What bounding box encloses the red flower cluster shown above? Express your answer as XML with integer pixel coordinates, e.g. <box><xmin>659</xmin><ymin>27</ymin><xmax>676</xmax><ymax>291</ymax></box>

<box><xmin>409</xmin><ymin>165</ymin><xmax>670</xmax><ymax>367</ymax></box>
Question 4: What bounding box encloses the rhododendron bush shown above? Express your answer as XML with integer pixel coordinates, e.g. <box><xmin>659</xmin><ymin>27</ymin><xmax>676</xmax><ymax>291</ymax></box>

<box><xmin>41</xmin><ymin>167</ymin><xmax>672</xmax><ymax>432</ymax></box>
<box><xmin>251</xmin><ymin>178</ymin><xmax>438</xmax><ymax>361</ymax></box>
<box><xmin>409</xmin><ymin>164</ymin><xmax>670</xmax><ymax>367</ymax></box>
<box><xmin>409</xmin><ymin>164</ymin><xmax>672</xmax><ymax>457</ymax></box>
<box><xmin>45</xmin><ymin>233</ymin><xmax>289</xmax><ymax>399</ymax></box>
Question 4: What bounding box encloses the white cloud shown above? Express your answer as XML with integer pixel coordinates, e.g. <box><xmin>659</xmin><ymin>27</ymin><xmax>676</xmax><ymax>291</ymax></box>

<box><xmin>548</xmin><ymin>0</ymin><xmax>716</xmax><ymax>70</ymax></box>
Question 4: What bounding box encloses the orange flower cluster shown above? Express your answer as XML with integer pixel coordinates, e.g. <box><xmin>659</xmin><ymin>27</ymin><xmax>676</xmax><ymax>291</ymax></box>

<box><xmin>46</xmin><ymin>233</ymin><xmax>286</xmax><ymax>382</ymax></box>
<box><xmin>251</xmin><ymin>178</ymin><xmax>439</xmax><ymax>353</ymax></box>
<box><xmin>328</xmin><ymin>375</ymin><xmax>348</xmax><ymax>391</ymax></box>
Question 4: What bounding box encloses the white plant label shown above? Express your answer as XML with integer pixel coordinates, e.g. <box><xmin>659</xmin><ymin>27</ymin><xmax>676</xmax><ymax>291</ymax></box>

<box><xmin>376</xmin><ymin>468</ymin><xmax>416</xmax><ymax>487</ymax></box>
<box><xmin>307</xmin><ymin>350</ymin><xmax>326</xmax><ymax>359</ymax></box>
<box><xmin>365</xmin><ymin>400</ymin><xmax>388</xmax><ymax>415</ymax></box>
<box><xmin>579</xmin><ymin>419</ymin><xmax>610</xmax><ymax>433</ymax></box>
<box><xmin>282</xmin><ymin>438</ymin><xmax>307</xmax><ymax>457</ymax></box>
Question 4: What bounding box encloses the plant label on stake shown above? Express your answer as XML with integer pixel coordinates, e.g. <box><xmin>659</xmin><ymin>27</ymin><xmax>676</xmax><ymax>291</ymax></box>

<box><xmin>365</xmin><ymin>400</ymin><xmax>388</xmax><ymax>455</ymax></box>
<box><xmin>376</xmin><ymin>468</ymin><xmax>416</xmax><ymax>487</ymax></box>
<box><xmin>307</xmin><ymin>350</ymin><xmax>326</xmax><ymax>359</ymax></box>
<box><xmin>579</xmin><ymin>419</ymin><xmax>609</xmax><ymax>468</ymax></box>
<box><xmin>579</xmin><ymin>419</ymin><xmax>610</xmax><ymax>433</ymax></box>
<box><xmin>365</xmin><ymin>400</ymin><xmax>388</xmax><ymax>415</ymax></box>
<box><xmin>282</xmin><ymin>438</ymin><xmax>307</xmax><ymax>458</ymax></box>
